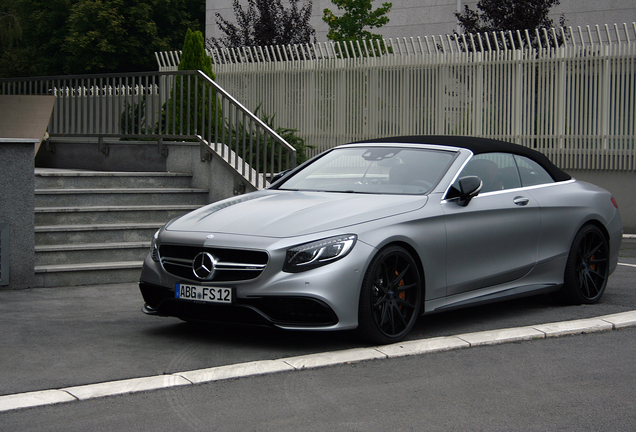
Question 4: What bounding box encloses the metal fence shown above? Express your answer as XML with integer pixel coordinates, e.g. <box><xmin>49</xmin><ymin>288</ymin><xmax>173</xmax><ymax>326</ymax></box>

<box><xmin>0</xmin><ymin>71</ymin><xmax>296</xmax><ymax>189</ymax></box>
<box><xmin>158</xmin><ymin>23</ymin><xmax>636</xmax><ymax>171</ymax></box>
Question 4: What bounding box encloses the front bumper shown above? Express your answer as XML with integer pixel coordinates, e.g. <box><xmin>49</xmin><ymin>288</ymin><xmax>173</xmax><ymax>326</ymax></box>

<box><xmin>139</xmin><ymin>282</ymin><xmax>339</xmax><ymax>327</ymax></box>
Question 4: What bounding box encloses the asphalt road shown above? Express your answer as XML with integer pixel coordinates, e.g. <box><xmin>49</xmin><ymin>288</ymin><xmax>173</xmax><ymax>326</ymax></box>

<box><xmin>2</xmin><ymin>327</ymin><xmax>635</xmax><ymax>431</ymax></box>
<box><xmin>0</xmin><ymin>239</ymin><xmax>634</xmax><ymax>429</ymax></box>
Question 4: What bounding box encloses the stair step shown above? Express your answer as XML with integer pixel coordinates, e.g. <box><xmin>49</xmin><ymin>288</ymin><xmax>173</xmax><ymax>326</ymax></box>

<box><xmin>35</xmin><ymin>205</ymin><xmax>201</xmax><ymax>225</ymax></box>
<box><xmin>32</xmin><ymin>169</ymin><xmax>205</xmax><ymax>288</ymax></box>
<box><xmin>35</xmin><ymin>170</ymin><xmax>194</xmax><ymax>189</ymax></box>
<box><xmin>35</xmin><ymin>242</ymin><xmax>150</xmax><ymax>266</ymax></box>
<box><xmin>35</xmin><ymin>223</ymin><xmax>162</xmax><ymax>245</ymax></box>
<box><xmin>34</xmin><ymin>261</ymin><xmax>144</xmax><ymax>288</ymax></box>
<box><xmin>35</xmin><ymin>188</ymin><xmax>209</xmax><ymax>207</ymax></box>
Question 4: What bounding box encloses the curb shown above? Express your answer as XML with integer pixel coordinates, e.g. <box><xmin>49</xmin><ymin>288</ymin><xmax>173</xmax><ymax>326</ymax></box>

<box><xmin>2</xmin><ymin>310</ymin><xmax>636</xmax><ymax>413</ymax></box>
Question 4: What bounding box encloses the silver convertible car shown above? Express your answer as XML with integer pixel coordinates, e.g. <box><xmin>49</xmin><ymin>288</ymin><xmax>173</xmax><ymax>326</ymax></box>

<box><xmin>139</xmin><ymin>136</ymin><xmax>623</xmax><ymax>344</ymax></box>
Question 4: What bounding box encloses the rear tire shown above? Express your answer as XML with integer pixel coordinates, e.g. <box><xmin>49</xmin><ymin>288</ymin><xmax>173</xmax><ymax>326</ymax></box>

<box><xmin>558</xmin><ymin>224</ymin><xmax>609</xmax><ymax>304</ymax></box>
<box><xmin>357</xmin><ymin>246</ymin><xmax>422</xmax><ymax>344</ymax></box>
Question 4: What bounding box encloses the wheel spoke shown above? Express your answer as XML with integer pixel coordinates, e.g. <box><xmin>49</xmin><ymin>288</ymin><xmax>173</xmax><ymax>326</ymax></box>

<box><xmin>583</xmin><ymin>239</ymin><xmax>604</xmax><ymax>260</ymax></box>
<box><xmin>372</xmin><ymin>294</ymin><xmax>386</xmax><ymax>309</ymax></box>
<box><xmin>386</xmin><ymin>303</ymin><xmax>396</xmax><ymax>333</ymax></box>
<box><xmin>584</xmin><ymin>273</ymin><xmax>600</xmax><ymax>297</ymax></box>
<box><xmin>391</xmin><ymin>303</ymin><xmax>408</xmax><ymax>327</ymax></box>
<box><xmin>392</xmin><ymin>263</ymin><xmax>410</xmax><ymax>287</ymax></box>
<box><xmin>379</xmin><ymin>301</ymin><xmax>390</xmax><ymax>327</ymax></box>
<box><xmin>588</xmin><ymin>267</ymin><xmax>607</xmax><ymax>280</ymax></box>
<box><xmin>396</xmin><ymin>282</ymin><xmax>417</xmax><ymax>293</ymax></box>
<box><xmin>396</xmin><ymin>297</ymin><xmax>416</xmax><ymax>310</ymax></box>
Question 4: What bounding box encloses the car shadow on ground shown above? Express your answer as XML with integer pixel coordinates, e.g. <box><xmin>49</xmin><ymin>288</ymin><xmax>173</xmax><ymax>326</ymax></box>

<box><xmin>141</xmin><ymin>294</ymin><xmax>562</xmax><ymax>351</ymax></box>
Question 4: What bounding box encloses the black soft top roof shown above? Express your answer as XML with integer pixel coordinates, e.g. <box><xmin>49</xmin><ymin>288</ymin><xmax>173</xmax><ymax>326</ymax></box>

<box><xmin>352</xmin><ymin>135</ymin><xmax>571</xmax><ymax>182</ymax></box>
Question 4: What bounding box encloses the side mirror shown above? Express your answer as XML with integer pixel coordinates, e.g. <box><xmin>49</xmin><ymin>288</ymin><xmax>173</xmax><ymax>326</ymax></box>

<box><xmin>457</xmin><ymin>176</ymin><xmax>482</xmax><ymax>206</ymax></box>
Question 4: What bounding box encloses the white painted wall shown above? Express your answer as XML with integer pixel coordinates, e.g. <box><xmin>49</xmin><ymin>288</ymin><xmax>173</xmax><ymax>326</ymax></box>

<box><xmin>206</xmin><ymin>0</ymin><xmax>635</xmax><ymax>44</ymax></box>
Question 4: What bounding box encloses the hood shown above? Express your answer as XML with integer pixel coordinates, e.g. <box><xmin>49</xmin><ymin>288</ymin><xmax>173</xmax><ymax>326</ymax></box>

<box><xmin>166</xmin><ymin>190</ymin><xmax>427</xmax><ymax>238</ymax></box>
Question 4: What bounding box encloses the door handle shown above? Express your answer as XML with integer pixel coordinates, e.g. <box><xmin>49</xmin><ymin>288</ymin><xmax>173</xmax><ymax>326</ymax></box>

<box><xmin>513</xmin><ymin>196</ymin><xmax>530</xmax><ymax>206</ymax></box>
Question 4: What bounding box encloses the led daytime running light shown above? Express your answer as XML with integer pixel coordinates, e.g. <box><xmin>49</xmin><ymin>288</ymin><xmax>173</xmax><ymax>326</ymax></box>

<box><xmin>284</xmin><ymin>235</ymin><xmax>357</xmax><ymax>273</ymax></box>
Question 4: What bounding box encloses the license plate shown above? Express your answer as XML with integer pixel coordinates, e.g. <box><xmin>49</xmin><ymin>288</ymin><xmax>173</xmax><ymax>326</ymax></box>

<box><xmin>175</xmin><ymin>284</ymin><xmax>233</xmax><ymax>304</ymax></box>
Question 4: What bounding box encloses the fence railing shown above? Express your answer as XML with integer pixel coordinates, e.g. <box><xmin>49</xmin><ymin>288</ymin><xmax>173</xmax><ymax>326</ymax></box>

<box><xmin>157</xmin><ymin>23</ymin><xmax>636</xmax><ymax>171</ymax></box>
<box><xmin>0</xmin><ymin>71</ymin><xmax>296</xmax><ymax>189</ymax></box>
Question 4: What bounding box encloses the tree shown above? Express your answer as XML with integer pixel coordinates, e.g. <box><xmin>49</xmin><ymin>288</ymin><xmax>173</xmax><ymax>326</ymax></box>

<box><xmin>64</xmin><ymin>0</ymin><xmax>207</xmax><ymax>74</ymax></box>
<box><xmin>0</xmin><ymin>0</ymin><xmax>72</xmax><ymax>77</ymax></box>
<box><xmin>64</xmin><ymin>0</ymin><xmax>162</xmax><ymax>74</ymax></box>
<box><xmin>322</xmin><ymin>0</ymin><xmax>392</xmax><ymax>43</ymax></box>
<box><xmin>161</xmin><ymin>29</ymin><xmax>220</xmax><ymax>136</ymax></box>
<box><xmin>0</xmin><ymin>0</ymin><xmax>205</xmax><ymax>78</ymax></box>
<box><xmin>0</xmin><ymin>0</ymin><xmax>21</xmax><ymax>52</ymax></box>
<box><xmin>455</xmin><ymin>0</ymin><xmax>565</xmax><ymax>36</ymax></box>
<box><xmin>209</xmin><ymin>0</ymin><xmax>315</xmax><ymax>49</ymax></box>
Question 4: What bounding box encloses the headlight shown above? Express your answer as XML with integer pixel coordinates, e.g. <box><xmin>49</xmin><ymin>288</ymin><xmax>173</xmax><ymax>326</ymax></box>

<box><xmin>283</xmin><ymin>235</ymin><xmax>357</xmax><ymax>273</ymax></box>
<box><xmin>150</xmin><ymin>229</ymin><xmax>160</xmax><ymax>262</ymax></box>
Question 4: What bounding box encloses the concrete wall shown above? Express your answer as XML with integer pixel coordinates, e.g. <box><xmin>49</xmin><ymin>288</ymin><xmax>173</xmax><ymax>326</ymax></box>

<box><xmin>0</xmin><ymin>139</ymin><xmax>36</xmax><ymax>290</ymax></box>
<box><xmin>567</xmin><ymin>169</ymin><xmax>636</xmax><ymax>234</ymax></box>
<box><xmin>163</xmin><ymin>142</ymin><xmax>257</xmax><ymax>200</ymax></box>
<box><xmin>35</xmin><ymin>139</ymin><xmax>168</xmax><ymax>173</ymax></box>
<box><xmin>35</xmin><ymin>139</ymin><xmax>256</xmax><ymax>204</ymax></box>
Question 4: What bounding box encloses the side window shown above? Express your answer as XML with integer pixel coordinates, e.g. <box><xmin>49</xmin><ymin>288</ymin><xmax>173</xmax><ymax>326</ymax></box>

<box><xmin>457</xmin><ymin>153</ymin><xmax>521</xmax><ymax>193</ymax></box>
<box><xmin>514</xmin><ymin>155</ymin><xmax>555</xmax><ymax>187</ymax></box>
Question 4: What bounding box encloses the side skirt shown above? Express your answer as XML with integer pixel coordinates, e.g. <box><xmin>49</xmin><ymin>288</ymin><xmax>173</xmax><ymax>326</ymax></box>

<box><xmin>423</xmin><ymin>283</ymin><xmax>560</xmax><ymax>315</ymax></box>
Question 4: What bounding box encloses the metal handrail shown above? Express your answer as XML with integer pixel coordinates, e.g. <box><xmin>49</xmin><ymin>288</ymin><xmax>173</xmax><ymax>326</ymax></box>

<box><xmin>0</xmin><ymin>70</ymin><xmax>296</xmax><ymax>189</ymax></box>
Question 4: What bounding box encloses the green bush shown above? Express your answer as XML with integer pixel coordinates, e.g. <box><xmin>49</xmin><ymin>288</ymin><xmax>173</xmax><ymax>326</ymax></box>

<box><xmin>225</xmin><ymin>104</ymin><xmax>314</xmax><ymax>173</ymax></box>
<box><xmin>159</xmin><ymin>29</ymin><xmax>222</xmax><ymax>136</ymax></box>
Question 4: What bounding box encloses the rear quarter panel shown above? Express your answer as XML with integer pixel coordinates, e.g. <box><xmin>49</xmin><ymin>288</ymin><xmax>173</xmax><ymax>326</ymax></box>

<box><xmin>526</xmin><ymin>179</ymin><xmax>622</xmax><ymax>274</ymax></box>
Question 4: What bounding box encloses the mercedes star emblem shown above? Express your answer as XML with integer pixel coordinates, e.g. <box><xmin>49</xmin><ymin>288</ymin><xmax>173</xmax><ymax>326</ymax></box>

<box><xmin>192</xmin><ymin>252</ymin><xmax>218</xmax><ymax>280</ymax></box>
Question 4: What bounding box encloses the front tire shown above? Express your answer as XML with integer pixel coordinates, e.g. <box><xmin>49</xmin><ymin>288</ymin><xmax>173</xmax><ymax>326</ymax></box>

<box><xmin>559</xmin><ymin>224</ymin><xmax>609</xmax><ymax>304</ymax></box>
<box><xmin>357</xmin><ymin>246</ymin><xmax>422</xmax><ymax>344</ymax></box>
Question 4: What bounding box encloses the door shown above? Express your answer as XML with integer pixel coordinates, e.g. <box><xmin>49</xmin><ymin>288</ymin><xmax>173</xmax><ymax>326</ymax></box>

<box><xmin>441</xmin><ymin>153</ymin><xmax>541</xmax><ymax>296</ymax></box>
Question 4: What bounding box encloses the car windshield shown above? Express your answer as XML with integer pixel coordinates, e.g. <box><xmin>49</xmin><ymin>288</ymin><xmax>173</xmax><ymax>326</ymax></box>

<box><xmin>278</xmin><ymin>147</ymin><xmax>455</xmax><ymax>195</ymax></box>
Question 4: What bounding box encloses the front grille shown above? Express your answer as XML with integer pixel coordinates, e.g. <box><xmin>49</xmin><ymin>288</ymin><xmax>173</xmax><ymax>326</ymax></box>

<box><xmin>158</xmin><ymin>244</ymin><xmax>269</xmax><ymax>282</ymax></box>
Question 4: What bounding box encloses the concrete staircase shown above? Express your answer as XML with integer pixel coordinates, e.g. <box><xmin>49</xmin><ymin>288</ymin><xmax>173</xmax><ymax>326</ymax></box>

<box><xmin>34</xmin><ymin>169</ymin><xmax>209</xmax><ymax>288</ymax></box>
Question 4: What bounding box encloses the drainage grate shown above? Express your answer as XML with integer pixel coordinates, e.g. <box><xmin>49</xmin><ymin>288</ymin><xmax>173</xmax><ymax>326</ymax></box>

<box><xmin>0</xmin><ymin>223</ymin><xmax>8</xmax><ymax>286</ymax></box>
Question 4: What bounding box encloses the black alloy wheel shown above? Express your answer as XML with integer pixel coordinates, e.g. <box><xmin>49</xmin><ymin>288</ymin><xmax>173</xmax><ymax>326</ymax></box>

<box><xmin>358</xmin><ymin>246</ymin><xmax>422</xmax><ymax>344</ymax></box>
<box><xmin>560</xmin><ymin>224</ymin><xmax>610</xmax><ymax>304</ymax></box>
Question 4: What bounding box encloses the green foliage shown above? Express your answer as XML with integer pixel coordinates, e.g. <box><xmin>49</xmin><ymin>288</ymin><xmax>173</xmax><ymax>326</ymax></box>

<box><xmin>455</xmin><ymin>0</ymin><xmax>566</xmax><ymax>39</ymax></box>
<box><xmin>209</xmin><ymin>0</ymin><xmax>316</xmax><ymax>49</ymax></box>
<box><xmin>160</xmin><ymin>29</ymin><xmax>221</xmax><ymax>137</ymax></box>
<box><xmin>0</xmin><ymin>0</ymin><xmax>71</xmax><ymax>77</ymax></box>
<box><xmin>0</xmin><ymin>0</ymin><xmax>21</xmax><ymax>51</ymax></box>
<box><xmin>64</xmin><ymin>0</ymin><xmax>162</xmax><ymax>73</ymax></box>
<box><xmin>323</xmin><ymin>0</ymin><xmax>392</xmax><ymax>47</ymax></box>
<box><xmin>178</xmin><ymin>28</ymin><xmax>214</xmax><ymax>76</ymax></box>
<box><xmin>257</xmin><ymin>106</ymin><xmax>313</xmax><ymax>168</ymax></box>
<box><xmin>120</xmin><ymin>96</ymin><xmax>147</xmax><ymax>138</ymax></box>
<box><xmin>226</xmin><ymin>104</ymin><xmax>314</xmax><ymax>173</ymax></box>
<box><xmin>0</xmin><ymin>0</ymin><xmax>205</xmax><ymax>77</ymax></box>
